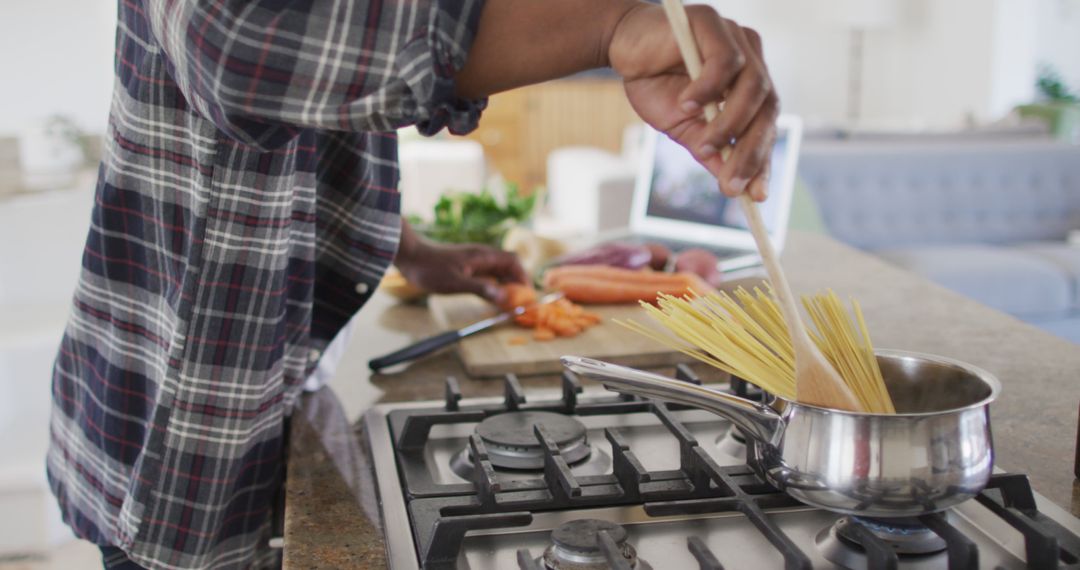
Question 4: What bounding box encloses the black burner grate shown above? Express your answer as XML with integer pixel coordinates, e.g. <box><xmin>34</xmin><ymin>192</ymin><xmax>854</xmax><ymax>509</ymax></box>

<box><xmin>384</xmin><ymin>372</ymin><xmax>1080</xmax><ymax>570</ymax></box>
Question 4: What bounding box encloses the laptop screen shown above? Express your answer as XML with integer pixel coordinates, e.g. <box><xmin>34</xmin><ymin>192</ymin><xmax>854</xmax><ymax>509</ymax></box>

<box><xmin>644</xmin><ymin>129</ymin><xmax>790</xmax><ymax>233</ymax></box>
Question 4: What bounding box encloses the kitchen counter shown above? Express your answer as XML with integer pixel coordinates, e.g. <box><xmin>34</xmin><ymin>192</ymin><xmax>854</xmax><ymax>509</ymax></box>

<box><xmin>283</xmin><ymin>231</ymin><xmax>1080</xmax><ymax>569</ymax></box>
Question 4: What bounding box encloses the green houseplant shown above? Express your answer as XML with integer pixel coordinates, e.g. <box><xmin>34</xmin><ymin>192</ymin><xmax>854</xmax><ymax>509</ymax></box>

<box><xmin>1016</xmin><ymin>65</ymin><xmax>1080</xmax><ymax>143</ymax></box>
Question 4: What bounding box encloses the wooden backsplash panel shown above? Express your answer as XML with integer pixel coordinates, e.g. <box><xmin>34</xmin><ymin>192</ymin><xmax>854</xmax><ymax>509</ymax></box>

<box><xmin>466</xmin><ymin>80</ymin><xmax>641</xmax><ymax>191</ymax></box>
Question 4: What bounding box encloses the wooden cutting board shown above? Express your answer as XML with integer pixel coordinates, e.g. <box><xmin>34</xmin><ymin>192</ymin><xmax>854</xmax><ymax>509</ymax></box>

<box><xmin>427</xmin><ymin>294</ymin><xmax>693</xmax><ymax>377</ymax></box>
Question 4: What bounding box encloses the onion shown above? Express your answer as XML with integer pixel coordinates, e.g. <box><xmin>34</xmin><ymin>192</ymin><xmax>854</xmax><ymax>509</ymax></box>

<box><xmin>550</xmin><ymin>242</ymin><xmax>653</xmax><ymax>270</ymax></box>
<box><xmin>674</xmin><ymin>248</ymin><xmax>723</xmax><ymax>287</ymax></box>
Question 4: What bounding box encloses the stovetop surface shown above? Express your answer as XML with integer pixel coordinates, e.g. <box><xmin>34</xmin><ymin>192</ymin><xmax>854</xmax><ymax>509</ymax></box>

<box><xmin>458</xmin><ymin>501</ymin><xmax>1030</xmax><ymax>570</ymax></box>
<box><xmin>364</xmin><ymin>370</ymin><xmax>1080</xmax><ymax>569</ymax></box>
<box><xmin>422</xmin><ymin>408</ymin><xmax>728</xmax><ymax>486</ymax></box>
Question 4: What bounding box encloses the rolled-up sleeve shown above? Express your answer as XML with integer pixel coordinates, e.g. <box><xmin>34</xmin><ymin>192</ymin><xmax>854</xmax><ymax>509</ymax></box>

<box><xmin>144</xmin><ymin>0</ymin><xmax>487</xmax><ymax>148</ymax></box>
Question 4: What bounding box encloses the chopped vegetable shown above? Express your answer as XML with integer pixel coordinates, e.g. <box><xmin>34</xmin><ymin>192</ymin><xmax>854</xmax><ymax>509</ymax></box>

<box><xmin>513</xmin><ymin>297</ymin><xmax>602</xmax><ymax>342</ymax></box>
<box><xmin>498</xmin><ymin>283</ymin><xmax>538</xmax><ymax>312</ymax></box>
<box><xmin>507</xmin><ymin>336</ymin><xmax>530</xmax><ymax>346</ymax></box>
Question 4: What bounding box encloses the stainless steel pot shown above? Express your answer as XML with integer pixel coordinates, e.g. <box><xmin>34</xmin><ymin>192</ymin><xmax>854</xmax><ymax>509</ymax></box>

<box><xmin>562</xmin><ymin>350</ymin><xmax>1001</xmax><ymax>518</ymax></box>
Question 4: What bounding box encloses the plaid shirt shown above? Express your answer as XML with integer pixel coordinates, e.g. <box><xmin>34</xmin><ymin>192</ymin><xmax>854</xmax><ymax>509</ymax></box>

<box><xmin>46</xmin><ymin>0</ymin><xmax>485</xmax><ymax>568</ymax></box>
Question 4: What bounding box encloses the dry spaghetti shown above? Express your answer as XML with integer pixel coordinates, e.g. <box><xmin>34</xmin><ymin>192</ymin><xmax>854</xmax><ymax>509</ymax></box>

<box><xmin>618</xmin><ymin>286</ymin><xmax>896</xmax><ymax>413</ymax></box>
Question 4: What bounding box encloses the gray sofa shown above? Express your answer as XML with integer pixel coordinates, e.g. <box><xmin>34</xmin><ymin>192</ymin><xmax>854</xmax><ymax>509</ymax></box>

<box><xmin>799</xmin><ymin>138</ymin><xmax>1080</xmax><ymax>343</ymax></box>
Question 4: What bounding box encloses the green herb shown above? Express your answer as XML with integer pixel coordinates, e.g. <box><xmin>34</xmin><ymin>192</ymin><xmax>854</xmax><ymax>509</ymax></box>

<box><xmin>414</xmin><ymin>183</ymin><xmax>538</xmax><ymax>246</ymax></box>
<box><xmin>1036</xmin><ymin>64</ymin><xmax>1078</xmax><ymax>103</ymax></box>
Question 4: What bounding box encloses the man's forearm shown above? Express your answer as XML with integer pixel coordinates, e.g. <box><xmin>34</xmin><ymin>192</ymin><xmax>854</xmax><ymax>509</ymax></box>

<box><xmin>454</xmin><ymin>0</ymin><xmax>639</xmax><ymax>99</ymax></box>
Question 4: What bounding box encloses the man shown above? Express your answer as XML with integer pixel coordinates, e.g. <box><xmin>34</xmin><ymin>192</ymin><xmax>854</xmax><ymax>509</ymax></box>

<box><xmin>47</xmin><ymin>0</ymin><xmax>779</xmax><ymax>567</ymax></box>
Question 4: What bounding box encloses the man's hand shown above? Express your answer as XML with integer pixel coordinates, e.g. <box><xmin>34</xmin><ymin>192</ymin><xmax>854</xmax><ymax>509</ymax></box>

<box><xmin>608</xmin><ymin>4</ymin><xmax>779</xmax><ymax>201</ymax></box>
<box><xmin>456</xmin><ymin>0</ymin><xmax>777</xmax><ymax>200</ymax></box>
<box><xmin>394</xmin><ymin>222</ymin><xmax>527</xmax><ymax>306</ymax></box>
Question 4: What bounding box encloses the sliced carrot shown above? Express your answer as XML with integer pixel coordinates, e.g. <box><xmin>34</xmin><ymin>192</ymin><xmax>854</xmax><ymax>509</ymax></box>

<box><xmin>507</xmin><ymin>335</ymin><xmax>530</xmax><ymax>346</ymax></box>
<box><xmin>498</xmin><ymin>282</ymin><xmax>538</xmax><ymax>311</ymax></box>
<box><xmin>573</xmin><ymin>316</ymin><xmax>596</xmax><ymax>328</ymax></box>
<box><xmin>514</xmin><ymin>305</ymin><xmax>539</xmax><ymax>327</ymax></box>
<box><xmin>549</xmin><ymin>317</ymin><xmax>582</xmax><ymax>337</ymax></box>
<box><xmin>536</xmin><ymin>306</ymin><xmax>553</xmax><ymax>330</ymax></box>
<box><xmin>511</xmin><ymin>290</ymin><xmax>602</xmax><ymax>339</ymax></box>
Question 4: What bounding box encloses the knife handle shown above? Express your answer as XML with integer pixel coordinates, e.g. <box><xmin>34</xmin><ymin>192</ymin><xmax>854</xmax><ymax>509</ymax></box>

<box><xmin>368</xmin><ymin>330</ymin><xmax>462</xmax><ymax>372</ymax></box>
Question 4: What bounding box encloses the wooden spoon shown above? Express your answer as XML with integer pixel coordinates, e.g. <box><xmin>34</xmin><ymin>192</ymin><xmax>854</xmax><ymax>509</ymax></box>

<box><xmin>659</xmin><ymin>0</ymin><xmax>862</xmax><ymax>411</ymax></box>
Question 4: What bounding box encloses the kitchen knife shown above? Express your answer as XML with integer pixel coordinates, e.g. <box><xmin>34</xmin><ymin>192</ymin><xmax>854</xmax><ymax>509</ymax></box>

<box><xmin>368</xmin><ymin>292</ymin><xmax>563</xmax><ymax>372</ymax></box>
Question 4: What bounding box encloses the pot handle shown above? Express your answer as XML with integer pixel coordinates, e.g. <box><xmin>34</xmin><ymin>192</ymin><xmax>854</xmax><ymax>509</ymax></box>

<box><xmin>561</xmin><ymin>356</ymin><xmax>784</xmax><ymax>445</ymax></box>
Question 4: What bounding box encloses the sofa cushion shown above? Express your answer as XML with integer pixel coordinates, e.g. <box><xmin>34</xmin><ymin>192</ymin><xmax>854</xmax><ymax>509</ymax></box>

<box><xmin>1014</xmin><ymin>242</ymin><xmax>1080</xmax><ymax>309</ymax></box>
<box><xmin>1027</xmin><ymin>315</ymin><xmax>1080</xmax><ymax>344</ymax></box>
<box><xmin>800</xmin><ymin>140</ymin><xmax>1080</xmax><ymax>251</ymax></box>
<box><xmin>876</xmin><ymin>244</ymin><xmax>1072</xmax><ymax>318</ymax></box>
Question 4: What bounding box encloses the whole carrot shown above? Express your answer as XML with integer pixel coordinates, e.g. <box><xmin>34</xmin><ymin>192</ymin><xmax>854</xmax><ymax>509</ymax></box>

<box><xmin>544</xmin><ymin>265</ymin><xmax>698</xmax><ymax>290</ymax></box>
<box><xmin>553</xmin><ymin>274</ymin><xmax>709</xmax><ymax>304</ymax></box>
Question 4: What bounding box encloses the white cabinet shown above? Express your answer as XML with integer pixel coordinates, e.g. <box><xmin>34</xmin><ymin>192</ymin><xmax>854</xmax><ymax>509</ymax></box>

<box><xmin>0</xmin><ymin>182</ymin><xmax>93</xmax><ymax>555</ymax></box>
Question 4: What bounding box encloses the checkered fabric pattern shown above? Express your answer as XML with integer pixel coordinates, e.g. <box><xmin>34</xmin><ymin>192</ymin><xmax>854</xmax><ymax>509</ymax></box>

<box><xmin>46</xmin><ymin>0</ymin><xmax>487</xmax><ymax>568</ymax></box>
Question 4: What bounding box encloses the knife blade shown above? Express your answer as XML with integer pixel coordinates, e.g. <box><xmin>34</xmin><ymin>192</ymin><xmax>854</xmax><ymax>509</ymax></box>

<box><xmin>368</xmin><ymin>292</ymin><xmax>563</xmax><ymax>372</ymax></box>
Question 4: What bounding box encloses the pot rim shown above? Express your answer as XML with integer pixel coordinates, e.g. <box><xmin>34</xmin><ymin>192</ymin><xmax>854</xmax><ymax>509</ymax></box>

<box><xmin>770</xmin><ymin>348</ymin><xmax>1002</xmax><ymax>418</ymax></box>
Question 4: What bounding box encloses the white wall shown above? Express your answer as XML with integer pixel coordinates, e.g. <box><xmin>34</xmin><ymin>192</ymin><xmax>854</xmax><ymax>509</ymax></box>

<box><xmin>988</xmin><ymin>0</ymin><xmax>1039</xmax><ymax>119</ymax></box>
<box><xmin>0</xmin><ymin>184</ymin><xmax>95</xmax><ymax>554</ymax></box>
<box><xmin>703</xmin><ymin>0</ymin><xmax>1079</xmax><ymax>129</ymax></box>
<box><xmin>862</xmin><ymin>0</ymin><xmax>998</xmax><ymax>127</ymax></box>
<box><xmin>986</xmin><ymin>0</ymin><xmax>1080</xmax><ymax>118</ymax></box>
<box><xmin>0</xmin><ymin>0</ymin><xmax>115</xmax><ymax>135</ymax></box>
<box><xmin>0</xmin><ymin>0</ymin><xmax>1075</xmax><ymax>137</ymax></box>
<box><xmin>1036</xmin><ymin>0</ymin><xmax>1080</xmax><ymax>92</ymax></box>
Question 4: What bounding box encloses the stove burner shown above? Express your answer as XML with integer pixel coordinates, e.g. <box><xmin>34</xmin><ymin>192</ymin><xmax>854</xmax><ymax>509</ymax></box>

<box><xmin>817</xmin><ymin>516</ymin><xmax>947</xmax><ymax>569</ymax></box>
<box><xmin>843</xmin><ymin>517</ymin><xmax>948</xmax><ymax>554</ymax></box>
<box><xmin>448</xmin><ymin>410</ymin><xmax>610</xmax><ymax>480</ymax></box>
<box><xmin>715</xmin><ymin>425</ymin><xmax>748</xmax><ymax>460</ymax></box>
<box><xmin>540</xmin><ymin>519</ymin><xmax>652</xmax><ymax>570</ymax></box>
<box><xmin>476</xmin><ymin>411</ymin><xmax>591</xmax><ymax>470</ymax></box>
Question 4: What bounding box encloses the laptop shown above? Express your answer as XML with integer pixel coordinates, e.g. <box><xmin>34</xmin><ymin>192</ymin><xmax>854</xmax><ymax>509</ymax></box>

<box><xmin>612</xmin><ymin>114</ymin><xmax>802</xmax><ymax>273</ymax></box>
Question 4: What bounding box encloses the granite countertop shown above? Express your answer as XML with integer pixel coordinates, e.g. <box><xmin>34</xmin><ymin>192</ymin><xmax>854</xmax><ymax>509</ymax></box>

<box><xmin>283</xmin><ymin>231</ymin><xmax>1080</xmax><ymax>569</ymax></box>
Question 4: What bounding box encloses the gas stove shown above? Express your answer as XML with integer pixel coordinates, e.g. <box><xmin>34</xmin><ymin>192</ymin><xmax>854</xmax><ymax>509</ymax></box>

<box><xmin>362</xmin><ymin>367</ymin><xmax>1080</xmax><ymax>569</ymax></box>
